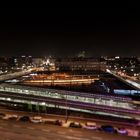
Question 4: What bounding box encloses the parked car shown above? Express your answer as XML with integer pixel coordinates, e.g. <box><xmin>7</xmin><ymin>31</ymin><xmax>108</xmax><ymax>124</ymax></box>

<box><xmin>19</xmin><ymin>116</ymin><xmax>30</xmax><ymax>122</ymax></box>
<box><xmin>2</xmin><ymin>114</ymin><xmax>18</xmax><ymax>120</ymax></box>
<box><xmin>30</xmin><ymin>116</ymin><xmax>43</xmax><ymax>123</ymax></box>
<box><xmin>0</xmin><ymin>113</ymin><xmax>5</xmax><ymax>118</ymax></box>
<box><xmin>100</xmin><ymin>125</ymin><xmax>117</xmax><ymax>133</ymax></box>
<box><xmin>8</xmin><ymin>115</ymin><xmax>18</xmax><ymax>121</ymax></box>
<box><xmin>117</xmin><ymin>128</ymin><xmax>128</xmax><ymax>135</ymax></box>
<box><xmin>55</xmin><ymin>120</ymin><xmax>63</xmax><ymax>126</ymax></box>
<box><xmin>69</xmin><ymin>122</ymin><xmax>82</xmax><ymax>128</ymax></box>
<box><xmin>83</xmin><ymin>122</ymin><xmax>98</xmax><ymax>130</ymax></box>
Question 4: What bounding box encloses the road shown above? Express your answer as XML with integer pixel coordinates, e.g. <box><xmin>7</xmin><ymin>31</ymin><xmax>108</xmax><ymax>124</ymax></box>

<box><xmin>0</xmin><ymin>119</ymin><xmax>139</xmax><ymax>140</ymax></box>
<box><xmin>0</xmin><ymin>107</ymin><xmax>139</xmax><ymax>130</ymax></box>
<box><xmin>106</xmin><ymin>69</ymin><xmax>140</xmax><ymax>90</ymax></box>
<box><xmin>0</xmin><ymin>69</ymin><xmax>32</xmax><ymax>82</ymax></box>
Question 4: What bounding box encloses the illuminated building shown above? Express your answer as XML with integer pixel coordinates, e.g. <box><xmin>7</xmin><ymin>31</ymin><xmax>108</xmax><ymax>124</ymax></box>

<box><xmin>55</xmin><ymin>58</ymin><xmax>106</xmax><ymax>71</ymax></box>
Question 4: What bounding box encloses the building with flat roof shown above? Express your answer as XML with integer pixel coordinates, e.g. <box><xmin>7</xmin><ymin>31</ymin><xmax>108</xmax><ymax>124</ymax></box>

<box><xmin>55</xmin><ymin>58</ymin><xmax>106</xmax><ymax>71</ymax></box>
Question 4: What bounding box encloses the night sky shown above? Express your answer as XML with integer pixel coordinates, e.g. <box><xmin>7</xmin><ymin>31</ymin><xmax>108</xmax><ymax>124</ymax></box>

<box><xmin>0</xmin><ymin>8</ymin><xmax>139</xmax><ymax>57</ymax></box>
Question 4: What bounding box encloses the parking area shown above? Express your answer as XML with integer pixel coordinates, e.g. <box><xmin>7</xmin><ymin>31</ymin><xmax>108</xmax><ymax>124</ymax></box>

<box><xmin>0</xmin><ymin>112</ymin><xmax>139</xmax><ymax>138</ymax></box>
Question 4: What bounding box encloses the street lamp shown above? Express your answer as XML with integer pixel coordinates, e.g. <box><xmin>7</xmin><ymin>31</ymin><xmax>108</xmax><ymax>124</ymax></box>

<box><xmin>65</xmin><ymin>94</ymin><xmax>68</xmax><ymax>123</ymax></box>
